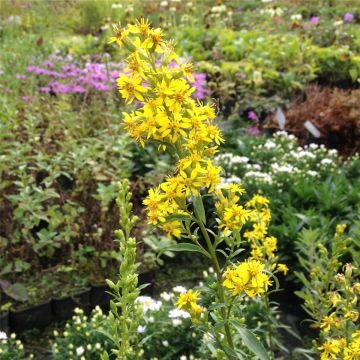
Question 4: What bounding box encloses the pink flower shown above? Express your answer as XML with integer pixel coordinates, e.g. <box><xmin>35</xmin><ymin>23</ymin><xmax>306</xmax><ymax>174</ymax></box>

<box><xmin>310</xmin><ymin>16</ymin><xmax>319</xmax><ymax>25</ymax></box>
<box><xmin>16</xmin><ymin>74</ymin><xmax>26</xmax><ymax>80</ymax></box>
<box><xmin>247</xmin><ymin>111</ymin><xmax>258</xmax><ymax>121</ymax></box>
<box><xmin>343</xmin><ymin>12</ymin><xmax>354</xmax><ymax>22</ymax></box>
<box><xmin>247</xmin><ymin>126</ymin><xmax>261</xmax><ymax>136</ymax></box>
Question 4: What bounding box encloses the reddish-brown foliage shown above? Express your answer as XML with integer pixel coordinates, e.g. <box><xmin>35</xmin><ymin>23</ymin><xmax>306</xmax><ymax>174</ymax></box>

<box><xmin>264</xmin><ymin>86</ymin><xmax>360</xmax><ymax>156</ymax></box>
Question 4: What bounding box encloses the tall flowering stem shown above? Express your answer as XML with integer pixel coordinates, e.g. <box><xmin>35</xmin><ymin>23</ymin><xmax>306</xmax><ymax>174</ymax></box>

<box><xmin>112</xmin><ymin>20</ymin><xmax>283</xmax><ymax>359</ymax></box>
<box><xmin>102</xmin><ymin>180</ymin><xmax>141</xmax><ymax>360</ymax></box>
<box><xmin>296</xmin><ymin>225</ymin><xmax>360</xmax><ymax>360</ymax></box>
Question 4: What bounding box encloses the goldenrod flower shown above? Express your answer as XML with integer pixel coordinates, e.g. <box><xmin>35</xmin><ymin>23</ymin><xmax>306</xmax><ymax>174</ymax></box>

<box><xmin>320</xmin><ymin>313</ymin><xmax>339</xmax><ymax>332</ymax></box>
<box><xmin>246</xmin><ymin>194</ymin><xmax>270</xmax><ymax>209</ymax></box>
<box><xmin>223</xmin><ymin>260</ymin><xmax>271</xmax><ymax>298</ymax></box>
<box><xmin>200</xmin><ymin>160</ymin><xmax>221</xmax><ymax>193</ymax></box>
<box><xmin>160</xmin><ymin>220</ymin><xmax>182</xmax><ymax>238</ymax></box>
<box><xmin>344</xmin><ymin>331</ymin><xmax>360</xmax><ymax>360</ymax></box>
<box><xmin>221</xmin><ymin>204</ymin><xmax>251</xmax><ymax>232</ymax></box>
<box><xmin>143</xmin><ymin>28</ymin><xmax>165</xmax><ymax>52</ymax></box>
<box><xmin>318</xmin><ymin>339</ymin><xmax>342</xmax><ymax>359</ymax></box>
<box><xmin>158</xmin><ymin>112</ymin><xmax>191</xmax><ymax>143</ymax></box>
<box><xmin>177</xmin><ymin>290</ymin><xmax>200</xmax><ymax>308</ymax></box>
<box><xmin>335</xmin><ymin>223</ymin><xmax>347</xmax><ymax>236</ymax></box>
<box><xmin>125</xmin><ymin>51</ymin><xmax>148</xmax><ymax>79</ymax></box>
<box><xmin>277</xmin><ymin>263</ymin><xmax>289</xmax><ymax>276</ymax></box>
<box><xmin>180</xmin><ymin>62</ymin><xmax>195</xmax><ymax>83</ymax></box>
<box><xmin>128</xmin><ymin>18</ymin><xmax>152</xmax><ymax>37</ymax></box>
<box><xmin>143</xmin><ymin>187</ymin><xmax>168</xmax><ymax>224</ymax></box>
<box><xmin>117</xmin><ymin>74</ymin><xmax>148</xmax><ymax>103</ymax></box>
<box><xmin>109</xmin><ymin>24</ymin><xmax>129</xmax><ymax>47</ymax></box>
<box><xmin>177</xmin><ymin>290</ymin><xmax>204</xmax><ymax>324</ymax></box>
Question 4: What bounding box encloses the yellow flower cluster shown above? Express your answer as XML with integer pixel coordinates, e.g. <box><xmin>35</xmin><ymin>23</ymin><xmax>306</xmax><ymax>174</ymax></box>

<box><xmin>318</xmin><ymin>264</ymin><xmax>360</xmax><ymax>360</ymax></box>
<box><xmin>113</xmin><ymin>19</ymin><xmax>223</xmax><ymax>238</ymax></box>
<box><xmin>216</xmin><ymin>190</ymin><xmax>287</xmax><ymax>274</ymax></box>
<box><xmin>318</xmin><ymin>331</ymin><xmax>360</xmax><ymax>360</ymax></box>
<box><xmin>176</xmin><ymin>289</ymin><xmax>204</xmax><ymax>324</ymax></box>
<box><xmin>223</xmin><ymin>259</ymin><xmax>272</xmax><ymax>297</ymax></box>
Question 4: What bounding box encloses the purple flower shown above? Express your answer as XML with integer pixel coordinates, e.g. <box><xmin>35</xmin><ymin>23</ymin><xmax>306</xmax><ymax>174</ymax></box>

<box><xmin>39</xmin><ymin>86</ymin><xmax>50</xmax><ymax>93</ymax></box>
<box><xmin>247</xmin><ymin>111</ymin><xmax>258</xmax><ymax>121</ymax></box>
<box><xmin>344</xmin><ymin>12</ymin><xmax>354</xmax><ymax>22</ymax></box>
<box><xmin>16</xmin><ymin>74</ymin><xmax>26</xmax><ymax>80</ymax></box>
<box><xmin>247</xmin><ymin>126</ymin><xmax>261</xmax><ymax>136</ymax></box>
<box><xmin>43</xmin><ymin>60</ymin><xmax>55</xmax><ymax>68</ymax></box>
<box><xmin>310</xmin><ymin>16</ymin><xmax>319</xmax><ymax>25</ymax></box>
<box><xmin>192</xmin><ymin>73</ymin><xmax>209</xmax><ymax>100</ymax></box>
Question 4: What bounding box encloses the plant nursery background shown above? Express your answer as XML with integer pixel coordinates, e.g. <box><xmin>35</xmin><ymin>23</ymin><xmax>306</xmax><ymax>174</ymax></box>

<box><xmin>0</xmin><ymin>0</ymin><xmax>359</xmax><ymax>359</ymax></box>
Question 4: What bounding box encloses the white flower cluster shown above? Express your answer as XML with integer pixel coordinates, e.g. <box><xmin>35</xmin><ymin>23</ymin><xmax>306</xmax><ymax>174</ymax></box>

<box><xmin>0</xmin><ymin>332</ymin><xmax>31</xmax><ymax>357</ymax></box>
<box><xmin>136</xmin><ymin>296</ymin><xmax>162</xmax><ymax>313</ymax></box>
<box><xmin>210</xmin><ymin>5</ymin><xmax>227</xmax><ymax>13</ymax></box>
<box><xmin>52</xmin><ymin>306</ymin><xmax>106</xmax><ymax>358</ymax></box>
<box><xmin>260</xmin><ymin>7</ymin><xmax>284</xmax><ymax>17</ymax></box>
<box><xmin>215</xmin><ymin>131</ymin><xmax>341</xmax><ymax>189</ymax></box>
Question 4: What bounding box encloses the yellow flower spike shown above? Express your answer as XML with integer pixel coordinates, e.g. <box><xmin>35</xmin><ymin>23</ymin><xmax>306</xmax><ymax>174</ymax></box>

<box><xmin>226</xmin><ymin>184</ymin><xmax>246</xmax><ymax>196</ymax></box>
<box><xmin>176</xmin><ymin>290</ymin><xmax>205</xmax><ymax>324</ymax></box>
<box><xmin>177</xmin><ymin>290</ymin><xmax>201</xmax><ymax>309</ymax></box>
<box><xmin>318</xmin><ymin>339</ymin><xmax>342</xmax><ymax>359</ymax></box>
<box><xmin>125</xmin><ymin>51</ymin><xmax>148</xmax><ymax>79</ymax></box>
<box><xmin>277</xmin><ymin>263</ymin><xmax>289</xmax><ymax>276</ymax></box>
<box><xmin>165</xmin><ymin>79</ymin><xmax>195</xmax><ymax>112</ymax></box>
<box><xmin>205</xmin><ymin>125</ymin><xmax>224</xmax><ymax>145</ymax></box>
<box><xmin>344</xmin><ymin>310</ymin><xmax>359</xmax><ymax>322</ymax></box>
<box><xmin>263</xmin><ymin>236</ymin><xmax>277</xmax><ymax>257</ymax></box>
<box><xmin>245</xmin><ymin>260</ymin><xmax>265</xmax><ymax>277</ymax></box>
<box><xmin>246</xmin><ymin>194</ymin><xmax>270</xmax><ymax>209</ymax></box>
<box><xmin>180</xmin><ymin>62</ymin><xmax>195</xmax><ymax>83</ymax></box>
<box><xmin>223</xmin><ymin>259</ymin><xmax>272</xmax><ymax>298</ymax></box>
<box><xmin>160</xmin><ymin>220</ymin><xmax>182</xmax><ymax>238</ymax></box>
<box><xmin>320</xmin><ymin>313</ymin><xmax>338</xmax><ymax>333</ymax></box>
<box><xmin>335</xmin><ymin>223</ymin><xmax>347</xmax><ymax>236</ymax></box>
<box><xmin>161</xmin><ymin>176</ymin><xmax>185</xmax><ymax>200</ymax></box>
<box><xmin>143</xmin><ymin>187</ymin><xmax>169</xmax><ymax>224</ymax></box>
<box><xmin>177</xmin><ymin>152</ymin><xmax>203</xmax><ymax>171</ymax></box>
<box><xmin>245</xmin><ymin>272</ymin><xmax>272</xmax><ymax>297</ymax></box>
<box><xmin>164</xmin><ymin>41</ymin><xmax>181</xmax><ymax>65</ymax></box>
<box><xmin>128</xmin><ymin>18</ymin><xmax>152</xmax><ymax>37</ymax></box>
<box><xmin>117</xmin><ymin>73</ymin><xmax>148</xmax><ymax>104</ymax></box>
<box><xmin>158</xmin><ymin>112</ymin><xmax>191</xmax><ymax>143</ymax></box>
<box><xmin>109</xmin><ymin>24</ymin><xmax>129</xmax><ymax>47</ymax></box>
<box><xmin>143</xmin><ymin>28</ymin><xmax>165</xmax><ymax>52</ymax></box>
<box><xmin>200</xmin><ymin>160</ymin><xmax>221</xmax><ymax>193</ymax></box>
<box><xmin>221</xmin><ymin>204</ymin><xmax>252</xmax><ymax>232</ymax></box>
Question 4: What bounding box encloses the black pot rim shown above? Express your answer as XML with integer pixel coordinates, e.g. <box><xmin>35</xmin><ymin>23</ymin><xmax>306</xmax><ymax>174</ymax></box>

<box><xmin>53</xmin><ymin>287</ymin><xmax>91</xmax><ymax>301</ymax></box>
<box><xmin>11</xmin><ymin>299</ymin><xmax>52</xmax><ymax>314</ymax></box>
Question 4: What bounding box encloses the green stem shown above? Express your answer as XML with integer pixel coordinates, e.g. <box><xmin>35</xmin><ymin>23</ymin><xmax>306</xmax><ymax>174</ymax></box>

<box><xmin>264</xmin><ymin>293</ymin><xmax>274</xmax><ymax>359</ymax></box>
<box><xmin>194</xmin><ymin>197</ymin><xmax>236</xmax><ymax>359</ymax></box>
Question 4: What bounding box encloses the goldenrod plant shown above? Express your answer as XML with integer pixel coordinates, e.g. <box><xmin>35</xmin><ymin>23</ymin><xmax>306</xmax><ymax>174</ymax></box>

<box><xmin>295</xmin><ymin>225</ymin><xmax>360</xmax><ymax>360</ymax></box>
<box><xmin>111</xmin><ymin>19</ymin><xmax>288</xmax><ymax>359</ymax></box>
<box><xmin>101</xmin><ymin>180</ymin><xmax>142</xmax><ymax>360</ymax></box>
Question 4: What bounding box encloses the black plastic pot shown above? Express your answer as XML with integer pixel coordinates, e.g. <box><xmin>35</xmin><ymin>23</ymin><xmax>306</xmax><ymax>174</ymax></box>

<box><xmin>90</xmin><ymin>284</ymin><xmax>111</xmax><ymax>312</ymax></box>
<box><xmin>0</xmin><ymin>311</ymin><xmax>9</xmax><ymax>332</ymax></box>
<box><xmin>10</xmin><ymin>300</ymin><xmax>52</xmax><ymax>333</ymax></box>
<box><xmin>52</xmin><ymin>288</ymin><xmax>91</xmax><ymax>322</ymax></box>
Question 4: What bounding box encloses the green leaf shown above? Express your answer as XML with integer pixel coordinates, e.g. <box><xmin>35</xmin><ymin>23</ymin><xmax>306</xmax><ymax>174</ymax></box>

<box><xmin>231</xmin><ymin>321</ymin><xmax>270</xmax><ymax>360</ymax></box>
<box><xmin>349</xmin><ymin>67</ymin><xmax>358</xmax><ymax>82</ymax></box>
<box><xmin>167</xmin><ymin>242</ymin><xmax>210</xmax><ymax>258</ymax></box>
<box><xmin>3</xmin><ymin>283</ymin><xmax>29</xmax><ymax>302</ymax></box>
<box><xmin>166</xmin><ymin>213</ymin><xmax>190</xmax><ymax>222</ymax></box>
<box><xmin>192</xmin><ymin>195</ymin><xmax>206</xmax><ymax>224</ymax></box>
